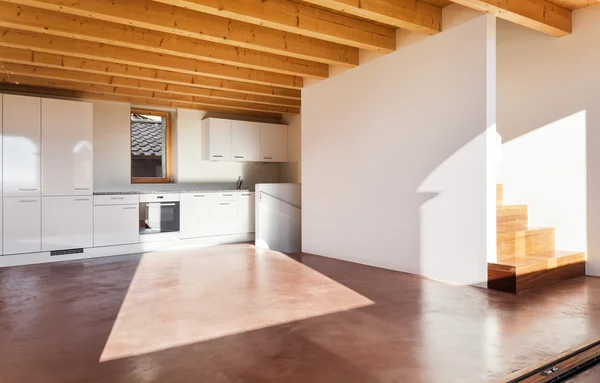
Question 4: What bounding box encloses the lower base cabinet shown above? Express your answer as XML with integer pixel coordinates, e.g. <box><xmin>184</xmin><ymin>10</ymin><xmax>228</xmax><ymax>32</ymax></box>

<box><xmin>3</xmin><ymin>197</ymin><xmax>41</xmax><ymax>255</ymax></box>
<box><xmin>238</xmin><ymin>192</ymin><xmax>255</xmax><ymax>233</ymax></box>
<box><xmin>180</xmin><ymin>193</ymin><xmax>217</xmax><ymax>239</ymax></box>
<box><xmin>42</xmin><ymin>196</ymin><xmax>93</xmax><ymax>251</ymax></box>
<box><xmin>214</xmin><ymin>199</ymin><xmax>238</xmax><ymax>236</ymax></box>
<box><xmin>94</xmin><ymin>204</ymin><xmax>140</xmax><ymax>247</ymax></box>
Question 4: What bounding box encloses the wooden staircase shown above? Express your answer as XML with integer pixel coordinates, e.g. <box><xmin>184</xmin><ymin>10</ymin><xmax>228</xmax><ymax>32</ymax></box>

<box><xmin>488</xmin><ymin>184</ymin><xmax>586</xmax><ymax>293</ymax></box>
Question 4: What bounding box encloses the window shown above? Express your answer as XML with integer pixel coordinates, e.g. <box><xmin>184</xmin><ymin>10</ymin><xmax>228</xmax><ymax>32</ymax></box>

<box><xmin>130</xmin><ymin>108</ymin><xmax>173</xmax><ymax>184</ymax></box>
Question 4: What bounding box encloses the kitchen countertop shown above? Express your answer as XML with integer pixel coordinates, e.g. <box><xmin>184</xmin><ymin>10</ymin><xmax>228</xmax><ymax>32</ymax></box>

<box><xmin>93</xmin><ymin>190</ymin><xmax>253</xmax><ymax>196</ymax></box>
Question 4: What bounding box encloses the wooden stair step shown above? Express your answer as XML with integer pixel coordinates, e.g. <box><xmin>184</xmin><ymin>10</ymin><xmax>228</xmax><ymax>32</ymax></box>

<box><xmin>496</xmin><ymin>184</ymin><xmax>503</xmax><ymax>207</ymax></box>
<box><xmin>488</xmin><ymin>250</ymin><xmax>585</xmax><ymax>293</ymax></box>
<box><xmin>497</xmin><ymin>227</ymin><xmax>555</xmax><ymax>261</ymax></box>
<box><xmin>497</xmin><ymin>205</ymin><xmax>528</xmax><ymax>232</ymax></box>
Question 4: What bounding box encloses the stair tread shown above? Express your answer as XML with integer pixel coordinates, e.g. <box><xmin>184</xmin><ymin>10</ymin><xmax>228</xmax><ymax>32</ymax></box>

<box><xmin>492</xmin><ymin>250</ymin><xmax>585</xmax><ymax>267</ymax></box>
<box><xmin>497</xmin><ymin>226</ymin><xmax>554</xmax><ymax>234</ymax></box>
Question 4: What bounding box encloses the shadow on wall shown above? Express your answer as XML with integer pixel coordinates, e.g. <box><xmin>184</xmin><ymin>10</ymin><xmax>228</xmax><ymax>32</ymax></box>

<box><xmin>418</xmin><ymin>129</ymin><xmax>495</xmax><ymax>286</ymax></box>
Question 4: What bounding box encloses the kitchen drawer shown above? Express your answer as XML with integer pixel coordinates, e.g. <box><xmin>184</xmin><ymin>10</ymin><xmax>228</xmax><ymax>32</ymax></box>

<box><xmin>139</xmin><ymin>193</ymin><xmax>180</xmax><ymax>203</ymax></box>
<box><xmin>217</xmin><ymin>192</ymin><xmax>238</xmax><ymax>201</ymax></box>
<box><xmin>94</xmin><ymin>194</ymin><xmax>139</xmax><ymax>206</ymax></box>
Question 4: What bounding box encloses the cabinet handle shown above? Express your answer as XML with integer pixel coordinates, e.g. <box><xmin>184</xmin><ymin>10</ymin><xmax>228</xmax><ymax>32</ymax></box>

<box><xmin>74</xmin><ymin>198</ymin><xmax>90</xmax><ymax>201</ymax></box>
<box><xmin>19</xmin><ymin>188</ymin><xmax>38</xmax><ymax>191</ymax></box>
<box><xmin>19</xmin><ymin>200</ymin><xmax>37</xmax><ymax>203</ymax></box>
<box><xmin>123</xmin><ymin>207</ymin><xmax>137</xmax><ymax>210</ymax></box>
<box><xmin>222</xmin><ymin>194</ymin><xmax>233</xmax><ymax>197</ymax></box>
<box><xmin>193</xmin><ymin>195</ymin><xmax>205</xmax><ymax>197</ymax></box>
<box><xmin>234</xmin><ymin>156</ymin><xmax>244</xmax><ymax>159</ymax></box>
<box><xmin>212</xmin><ymin>155</ymin><xmax>224</xmax><ymax>158</ymax></box>
<box><xmin>110</xmin><ymin>197</ymin><xmax>125</xmax><ymax>200</ymax></box>
<box><xmin>241</xmin><ymin>194</ymin><xmax>251</xmax><ymax>196</ymax></box>
<box><xmin>263</xmin><ymin>157</ymin><xmax>273</xmax><ymax>160</ymax></box>
<box><xmin>156</xmin><ymin>196</ymin><xmax>164</xmax><ymax>199</ymax></box>
<box><xmin>74</xmin><ymin>188</ymin><xmax>90</xmax><ymax>191</ymax></box>
<box><xmin>219</xmin><ymin>203</ymin><xmax>230</xmax><ymax>206</ymax></box>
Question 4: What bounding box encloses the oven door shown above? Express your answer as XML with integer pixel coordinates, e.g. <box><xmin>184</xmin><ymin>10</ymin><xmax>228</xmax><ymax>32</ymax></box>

<box><xmin>139</xmin><ymin>202</ymin><xmax>180</xmax><ymax>234</ymax></box>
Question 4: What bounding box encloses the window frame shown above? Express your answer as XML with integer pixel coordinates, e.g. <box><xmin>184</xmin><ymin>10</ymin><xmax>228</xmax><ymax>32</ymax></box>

<box><xmin>130</xmin><ymin>108</ymin><xmax>173</xmax><ymax>184</ymax></box>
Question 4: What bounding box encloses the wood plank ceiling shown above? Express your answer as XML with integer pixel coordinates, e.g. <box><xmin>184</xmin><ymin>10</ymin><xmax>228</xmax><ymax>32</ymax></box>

<box><xmin>0</xmin><ymin>0</ymin><xmax>597</xmax><ymax>119</ymax></box>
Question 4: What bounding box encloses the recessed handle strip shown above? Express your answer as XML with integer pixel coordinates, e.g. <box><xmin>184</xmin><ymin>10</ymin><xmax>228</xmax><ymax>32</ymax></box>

<box><xmin>74</xmin><ymin>199</ymin><xmax>90</xmax><ymax>201</ymax></box>
<box><xmin>212</xmin><ymin>155</ymin><xmax>224</xmax><ymax>158</ymax></box>
<box><xmin>219</xmin><ymin>203</ymin><xmax>230</xmax><ymax>205</ymax></box>
<box><xmin>19</xmin><ymin>189</ymin><xmax>38</xmax><ymax>191</ymax></box>
<box><xmin>123</xmin><ymin>207</ymin><xmax>137</xmax><ymax>210</ymax></box>
<box><xmin>263</xmin><ymin>157</ymin><xmax>273</xmax><ymax>160</ymax></box>
<box><xmin>110</xmin><ymin>197</ymin><xmax>125</xmax><ymax>200</ymax></box>
<box><xmin>194</xmin><ymin>195</ymin><xmax>205</xmax><ymax>197</ymax></box>
<box><xmin>19</xmin><ymin>200</ymin><xmax>37</xmax><ymax>203</ymax></box>
<box><xmin>74</xmin><ymin>188</ymin><xmax>90</xmax><ymax>191</ymax></box>
<box><xmin>234</xmin><ymin>156</ymin><xmax>244</xmax><ymax>159</ymax></box>
<box><xmin>223</xmin><ymin>194</ymin><xmax>233</xmax><ymax>197</ymax></box>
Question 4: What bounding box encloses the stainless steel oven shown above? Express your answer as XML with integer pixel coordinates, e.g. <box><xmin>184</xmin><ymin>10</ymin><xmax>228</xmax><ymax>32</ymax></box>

<box><xmin>139</xmin><ymin>194</ymin><xmax>180</xmax><ymax>235</ymax></box>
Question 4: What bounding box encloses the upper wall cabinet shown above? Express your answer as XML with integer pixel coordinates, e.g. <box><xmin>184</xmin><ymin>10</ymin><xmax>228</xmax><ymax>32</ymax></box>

<box><xmin>41</xmin><ymin>98</ymin><xmax>93</xmax><ymax>196</ymax></box>
<box><xmin>261</xmin><ymin>123</ymin><xmax>288</xmax><ymax>162</ymax></box>
<box><xmin>202</xmin><ymin>118</ymin><xmax>231</xmax><ymax>161</ymax></box>
<box><xmin>202</xmin><ymin>118</ymin><xmax>288</xmax><ymax>163</ymax></box>
<box><xmin>231</xmin><ymin>121</ymin><xmax>260</xmax><ymax>162</ymax></box>
<box><xmin>2</xmin><ymin>94</ymin><xmax>41</xmax><ymax>197</ymax></box>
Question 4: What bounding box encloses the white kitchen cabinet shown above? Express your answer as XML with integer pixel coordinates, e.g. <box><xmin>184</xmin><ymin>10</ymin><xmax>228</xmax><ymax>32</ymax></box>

<box><xmin>214</xmin><ymin>199</ymin><xmax>239</xmax><ymax>236</ymax></box>
<box><xmin>261</xmin><ymin>123</ymin><xmax>288</xmax><ymax>162</ymax></box>
<box><xmin>94</xmin><ymin>204</ymin><xmax>140</xmax><ymax>247</ymax></box>
<box><xmin>2</xmin><ymin>94</ymin><xmax>41</xmax><ymax>197</ymax></box>
<box><xmin>3</xmin><ymin>197</ymin><xmax>41</xmax><ymax>255</ymax></box>
<box><xmin>0</xmin><ymin>94</ymin><xmax>3</xmax><ymax>255</ymax></box>
<box><xmin>42</xmin><ymin>98</ymin><xmax>93</xmax><ymax>196</ymax></box>
<box><xmin>238</xmin><ymin>192</ymin><xmax>255</xmax><ymax>233</ymax></box>
<box><xmin>180</xmin><ymin>193</ymin><xmax>217</xmax><ymax>239</ymax></box>
<box><xmin>231</xmin><ymin>121</ymin><xmax>260</xmax><ymax>161</ymax></box>
<box><xmin>202</xmin><ymin>118</ymin><xmax>231</xmax><ymax>161</ymax></box>
<box><xmin>42</xmin><ymin>196</ymin><xmax>93</xmax><ymax>251</ymax></box>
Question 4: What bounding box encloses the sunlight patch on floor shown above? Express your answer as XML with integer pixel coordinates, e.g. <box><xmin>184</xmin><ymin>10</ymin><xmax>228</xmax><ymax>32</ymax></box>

<box><xmin>99</xmin><ymin>245</ymin><xmax>374</xmax><ymax>361</ymax></box>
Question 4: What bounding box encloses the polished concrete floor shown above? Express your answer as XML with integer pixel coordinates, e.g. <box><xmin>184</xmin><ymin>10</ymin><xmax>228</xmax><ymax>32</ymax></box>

<box><xmin>2</xmin><ymin>244</ymin><xmax>600</xmax><ymax>382</ymax></box>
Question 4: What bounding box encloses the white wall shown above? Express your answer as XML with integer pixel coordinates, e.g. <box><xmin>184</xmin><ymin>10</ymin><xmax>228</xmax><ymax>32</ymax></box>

<box><xmin>93</xmin><ymin>101</ymin><xmax>283</xmax><ymax>191</ymax></box>
<box><xmin>302</xmin><ymin>13</ymin><xmax>497</xmax><ymax>285</ymax></box>
<box><xmin>497</xmin><ymin>5</ymin><xmax>599</xmax><ymax>274</ymax></box>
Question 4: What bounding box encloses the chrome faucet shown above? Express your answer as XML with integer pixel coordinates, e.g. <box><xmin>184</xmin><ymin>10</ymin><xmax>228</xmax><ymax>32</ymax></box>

<box><xmin>236</xmin><ymin>176</ymin><xmax>244</xmax><ymax>190</ymax></box>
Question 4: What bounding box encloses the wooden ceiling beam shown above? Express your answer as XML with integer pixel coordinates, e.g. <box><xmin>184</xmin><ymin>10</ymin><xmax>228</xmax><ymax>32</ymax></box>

<box><xmin>299</xmin><ymin>0</ymin><xmax>442</xmax><ymax>34</ymax></box>
<box><xmin>1</xmin><ymin>73</ymin><xmax>299</xmax><ymax>114</ymax></box>
<box><xmin>2</xmin><ymin>0</ymin><xmax>359</xmax><ymax>67</ymax></box>
<box><xmin>0</xmin><ymin>46</ymin><xmax>301</xmax><ymax>101</ymax></box>
<box><xmin>450</xmin><ymin>0</ymin><xmax>572</xmax><ymax>36</ymax></box>
<box><xmin>0</xmin><ymin>3</ymin><xmax>327</xmax><ymax>79</ymax></box>
<box><xmin>0</xmin><ymin>29</ymin><xmax>303</xmax><ymax>89</ymax></box>
<box><xmin>0</xmin><ymin>60</ymin><xmax>301</xmax><ymax>110</ymax></box>
<box><xmin>152</xmin><ymin>0</ymin><xmax>396</xmax><ymax>52</ymax></box>
<box><xmin>0</xmin><ymin>80</ymin><xmax>283</xmax><ymax>119</ymax></box>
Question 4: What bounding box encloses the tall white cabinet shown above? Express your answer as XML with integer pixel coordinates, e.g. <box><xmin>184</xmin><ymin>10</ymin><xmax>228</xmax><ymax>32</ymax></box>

<box><xmin>3</xmin><ymin>95</ymin><xmax>42</xmax><ymax>255</ymax></box>
<box><xmin>41</xmin><ymin>98</ymin><xmax>93</xmax><ymax>196</ymax></box>
<box><xmin>2</xmin><ymin>95</ymin><xmax>41</xmax><ymax>197</ymax></box>
<box><xmin>1</xmin><ymin>95</ymin><xmax>93</xmax><ymax>255</ymax></box>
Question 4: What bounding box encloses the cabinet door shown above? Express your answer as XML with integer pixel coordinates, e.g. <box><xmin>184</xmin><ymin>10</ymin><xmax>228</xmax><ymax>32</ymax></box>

<box><xmin>94</xmin><ymin>205</ymin><xmax>140</xmax><ymax>247</ymax></box>
<box><xmin>214</xmin><ymin>200</ymin><xmax>238</xmax><ymax>236</ymax></box>
<box><xmin>207</xmin><ymin>119</ymin><xmax>231</xmax><ymax>161</ymax></box>
<box><xmin>3</xmin><ymin>197</ymin><xmax>41</xmax><ymax>255</ymax></box>
<box><xmin>231</xmin><ymin>121</ymin><xmax>260</xmax><ymax>161</ymax></box>
<box><xmin>3</xmin><ymin>95</ymin><xmax>41</xmax><ymax>197</ymax></box>
<box><xmin>260</xmin><ymin>123</ymin><xmax>288</xmax><ymax>162</ymax></box>
<box><xmin>238</xmin><ymin>192</ymin><xmax>255</xmax><ymax>233</ymax></box>
<box><xmin>180</xmin><ymin>193</ymin><xmax>217</xmax><ymax>239</ymax></box>
<box><xmin>42</xmin><ymin>196</ymin><xmax>93</xmax><ymax>251</ymax></box>
<box><xmin>42</xmin><ymin>98</ymin><xmax>93</xmax><ymax>196</ymax></box>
